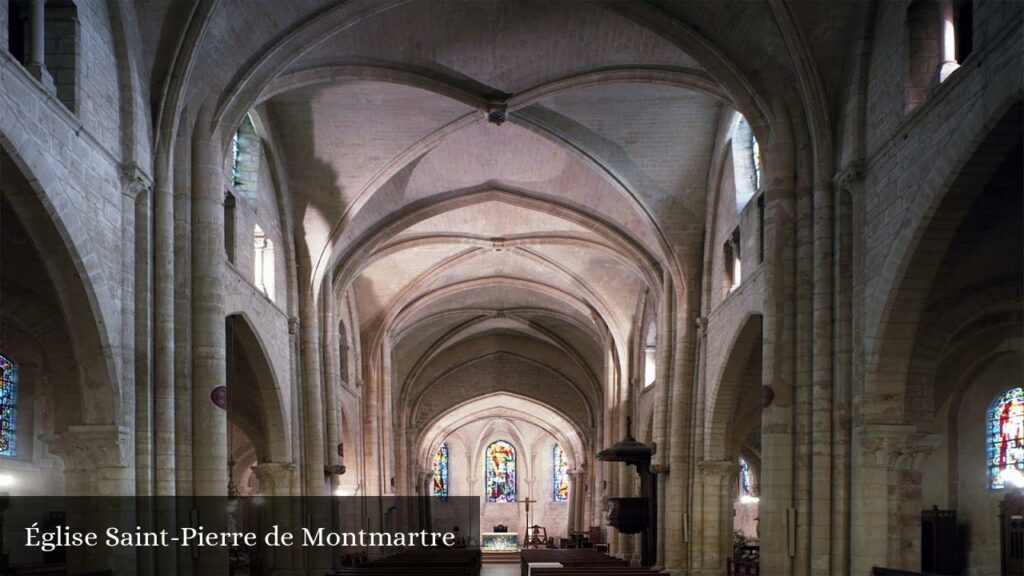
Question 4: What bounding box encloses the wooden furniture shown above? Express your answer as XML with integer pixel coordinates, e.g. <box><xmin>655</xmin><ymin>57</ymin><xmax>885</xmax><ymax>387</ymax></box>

<box><xmin>332</xmin><ymin>549</ymin><xmax>481</xmax><ymax>576</ymax></box>
<box><xmin>520</xmin><ymin>549</ymin><xmax>628</xmax><ymax>576</ymax></box>
<box><xmin>727</xmin><ymin>545</ymin><xmax>759</xmax><ymax>576</ymax></box>
<box><xmin>596</xmin><ymin>417</ymin><xmax>657</xmax><ymax>566</ymax></box>
<box><xmin>920</xmin><ymin>506</ymin><xmax>958</xmax><ymax>575</ymax></box>
<box><xmin>1002</xmin><ymin>491</ymin><xmax>1024</xmax><ymax>576</ymax></box>
<box><xmin>524</xmin><ymin>525</ymin><xmax>547</xmax><ymax>549</ymax></box>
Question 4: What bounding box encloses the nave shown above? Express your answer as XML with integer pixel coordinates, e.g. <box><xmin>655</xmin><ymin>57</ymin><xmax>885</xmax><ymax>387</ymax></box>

<box><xmin>0</xmin><ymin>1</ymin><xmax>1021</xmax><ymax>575</ymax></box>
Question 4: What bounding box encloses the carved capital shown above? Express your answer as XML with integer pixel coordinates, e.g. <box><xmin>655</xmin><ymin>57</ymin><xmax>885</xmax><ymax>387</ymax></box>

<box><xmin>833</xmin><ymin>160</ymin><xmax>865</xmax><ymax>193</ymax></box>
<box><xmin>857</xmin><ymin>425</ymin><xmax>940</xmax><ymax>471</ymax></box>
<box><xmin>697</xmin><ymin>459</ymin><xmax>736</xmax><ymax>480</ymax></box>
<box><xmin>649</xmin><ymin>463</ymin><xmax>669</xmax><ymax>475</ymax></box>
<box><xmin>696</xmin><ymin>316</ymin><xmax>708</xmax><ymax>335</ymax></box>
<box><xmin>120</xmin><ymin>162</ymin><xmax>152</xmax><ymax>200</ymax></box>
<box><xmin>324</xmin><ymin>464</ymin><xmax>347</xmax><ymax>476</ymax></box>
<box><xmin>42</xmin><ymin>425</ymin><xmax>131</xmax><ymax>471</ymax></box>
<box><xmin>251</xmin><ymin>462</ymin><xmax>296</xmax><ymax>493</ymax></box>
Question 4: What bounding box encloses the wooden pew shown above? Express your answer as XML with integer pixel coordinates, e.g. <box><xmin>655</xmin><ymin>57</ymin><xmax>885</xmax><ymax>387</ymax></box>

<box><xmin>520</xmin><ymin>549</ymin><xmax>630</xmax><ymax>576</ymax></box>
<box><xmin>333</xmin><ymin>549</ymin><xmax>481</xmax><ymax>576</ymax></box>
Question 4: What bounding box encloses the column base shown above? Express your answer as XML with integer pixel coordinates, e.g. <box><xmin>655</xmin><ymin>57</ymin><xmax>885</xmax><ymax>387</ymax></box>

<box><xmin>938</xmin><ymin>61</ymin><xmax>960</xmax><ymax>83</ymax></box>
<box><xmin>25</xmin><ymin>63</ymin><xmax>55</xmax><ymax>93</ymax></box>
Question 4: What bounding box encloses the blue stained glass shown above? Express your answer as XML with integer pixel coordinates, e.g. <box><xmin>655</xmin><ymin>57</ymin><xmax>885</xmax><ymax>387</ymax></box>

<box><xmin>485</xmin><ymin>440</ymin><xmax>516</xmax><ymax>503</ymax></box>
<box><xmin>432</xmin><ymin>443</ymin><xmax>449</xmax><ymax>499</ymax></box>
<box><xmin>989</xmin><ymin>387</ymin><xmax>1024</xmax><ymax>489</ymax></box>
<box><xmin>739</xmin><ymin>458</ymin><xmax>752</xmax><ymax>497</ymax></box>
<box><xmin>0</xmin><ymin>354</ymin><xmax>17</xmax><ymax>457</ymax></box>
<box><xmin>553</xmin><ymin>444</ymin><xmax>569</xmax><ymax>502</ymax></box>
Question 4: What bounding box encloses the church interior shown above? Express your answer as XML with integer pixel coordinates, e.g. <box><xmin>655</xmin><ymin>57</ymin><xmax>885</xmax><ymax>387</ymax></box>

<box><xmin>0</xmin><ymin>0</ymin><xmax>1022</xmax><ymax>574</ymax></box>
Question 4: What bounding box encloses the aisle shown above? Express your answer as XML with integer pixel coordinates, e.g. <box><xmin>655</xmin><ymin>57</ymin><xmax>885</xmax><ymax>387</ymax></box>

<box><xmin>480</xmin><ymin>564</ymin><xmax>519</xmax><ymax>576</ymax></box>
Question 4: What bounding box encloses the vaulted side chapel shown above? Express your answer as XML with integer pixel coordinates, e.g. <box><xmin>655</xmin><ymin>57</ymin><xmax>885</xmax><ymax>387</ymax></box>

<box><xmin>0</xmin><ymin>1</ymin><xmax>1021</xmax><ymax>575</ymax></box>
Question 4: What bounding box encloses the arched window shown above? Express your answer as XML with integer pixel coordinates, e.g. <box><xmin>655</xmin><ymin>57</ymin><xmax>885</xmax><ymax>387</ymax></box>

<box><xmin>254</xmin><ymin>224</ymin><xmax>275</xmax><ymax>301</ymax></box>
<box><xmin>738</xmin><ymin>458</ymin><xmax>754</xmax><ymax>501</ymax></box>
<box><xmin>432</xmin><ymin>443</ymin><xmax>449</xmax><ymax>500</ymax></box>
<box><xmin>643</xmin><ymin>317</ymin><xmax>657</xmax><ymax>388</ymax></box>
<box><xmin>750</xmin><ymin>133</ymin><xmax>762</xmax><ymax>191</ymax></box>
<box><xmin>0</xmin><ymin>354</ymin><xmax>18</xmax><ymax>457</ymax></box>
<box><xmin>231</xmin><ymin>113</ymin><xmax>260</xmax><ymax>202</ymax></box>
<box><xmin>989</xmin><ymin>387</ymin><xmax>1024</xmax><ymax>489</ymax></box>
<box><xmin>730</xmin><ymin>114</ymin><xmax>762</xmax><ymax>213</ymax></box>
<box><xmin>485</xmin><ymin>440</ymin><xmax>516</xmax><ymax>503</ymax></box>
<box><xmin>552</xmin><ymin>444</ymin><xmax>569</xmax><ymax>502</ymax></box>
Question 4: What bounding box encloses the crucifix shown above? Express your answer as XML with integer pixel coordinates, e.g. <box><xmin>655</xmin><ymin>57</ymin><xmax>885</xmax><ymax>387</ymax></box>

<box><xmin>520</xmin><ymin>496</ymin><xmax>537</xmax><ymax>548</ymax></box>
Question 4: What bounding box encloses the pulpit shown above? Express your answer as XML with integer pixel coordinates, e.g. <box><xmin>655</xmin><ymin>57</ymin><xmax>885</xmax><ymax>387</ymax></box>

<box><xmin>597</xmin><ymin>417</ymin><xmax>656</xmax><ymax>566</ymax></box>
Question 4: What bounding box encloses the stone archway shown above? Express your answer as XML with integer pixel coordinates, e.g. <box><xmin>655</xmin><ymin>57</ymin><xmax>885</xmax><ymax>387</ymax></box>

<box><xmin>0</xmin><ymin>146</ymin><xmax>127</xmax><ymax>496</ymax></box>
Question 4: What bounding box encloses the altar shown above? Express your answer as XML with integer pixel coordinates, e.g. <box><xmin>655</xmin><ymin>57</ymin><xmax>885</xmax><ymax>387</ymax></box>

<box><xmin>481</xmin><ymin>532</ymin><xmax>519</xmax><ymax>552</ymax></box>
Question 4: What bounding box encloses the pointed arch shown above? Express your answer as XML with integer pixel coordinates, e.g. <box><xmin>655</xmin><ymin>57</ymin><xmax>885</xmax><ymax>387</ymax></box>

<box><xmin>484</xmin><ymin>439</ymin><xmax>517</xmax><ymax>503</ymax></box>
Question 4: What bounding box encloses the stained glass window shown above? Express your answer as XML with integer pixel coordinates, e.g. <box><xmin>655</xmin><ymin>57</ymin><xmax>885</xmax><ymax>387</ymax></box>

<box><xmin>751</xmin><ymin>133</ymin><xmax>762</xmax><ymax>191</ymax></box>
<box><xmin>231</xmin><ymin>130</ymin><xmax>241</xmax><ymax>184</ymax></box>
<box><xmin>485</xmin><ymin>440</ymin><xmax>516</xmax><ymax>503</ymax></box>
<box><xmin>553</xmin><ymin>444</ymin><xmax>569</xmax><ymax>502</ymax></box>
<box><xmin>432</xmin><ymin>443</ymin><xmax>449</xmax><ymax>499</ymax></box>
<box><xmin>989</xmin><ymin>387</ymin><xmax>1024</xmax><ymax>489</ymax></box>
<box><xmin>739</xmin><ymin>458</ymin><xmax>752</xmax><ymax>497</ymax></box>
<box><xmin>0</xmin><ymin>354</ymin><xmax>17</xmax><ymax>457</ymax></box>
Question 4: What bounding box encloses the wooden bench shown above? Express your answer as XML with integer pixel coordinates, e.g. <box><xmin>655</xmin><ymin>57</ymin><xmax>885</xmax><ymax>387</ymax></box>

<box><xmin>531</xmin><ymin>569</ymin><xmax>653</xmax><ymax>576</ymax></box>
<box><xmin>332</xmin><ymin>549</ymin><xmax>481</xmax><ymax>576</ymax></box>
<box><xmin>520</xmin><ymin>549</ymin><xmax>630</xmax><ymax>576</ymax></box>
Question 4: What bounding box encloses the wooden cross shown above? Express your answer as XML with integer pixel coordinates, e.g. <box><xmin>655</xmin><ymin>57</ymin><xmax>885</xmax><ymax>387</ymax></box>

<box><xmin>520</xmin><ymin>497</ymin><xmax>537</xmax><ymax>548</ymax></box>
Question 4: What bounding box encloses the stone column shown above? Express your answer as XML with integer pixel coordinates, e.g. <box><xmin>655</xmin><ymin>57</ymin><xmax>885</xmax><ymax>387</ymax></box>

<box><xmin>190</xmin><ymin>117</ymin><xmax>227</xmax><ymax>497</ymax></box>
<box><xmin>190</xmin><ymin>114</ymin><xmax>227</xmax><ymax>575</ymax></box>
<box><xmin>153</xmin><ymin>137</ymin><xmax>176</xmax><ymax>500</ymax></box>
<box><xmin>417</xmin><ymin>470</ymin><xmax>433</xmax><ymax>531</ymax></box>
<box><xmin>851</xmin><ymin>425</ymin><xmax>940</xmax><ymax>575</ymax></box>
<box><xmin>299</xmin><ymin>285</ymin><xmax>327</xmax><ymax>497</ymax></box>
<box><xmin>759</xmin><ymin>120</ymin><xmax>797</xmax><ymax>576</ymax></box>
<box><xmin>566</xmin><ymin>471</ymin><xmax>579</xmax><ymax>536</ymax></box>
<box><xmin>938</xmin><ymin>0</ymin><xmax>959</xmax><ymax>81</ymax></box>
<box><xmin>649</xmin><ymin>463</ymin><xmax>668</xmax><ymax>570</ymax></box>
<box><xmin>696</xmin><ymin>460</ymin><xmax>736</xmax><ymax>576</ymax></box>
<box><xmin>832</xmin><ymin>163</ymin><xmax>861</xmax><ymax>576</ymax></box>
<box><xmin>44</xmin><ymin>426</ymin><xmax>135</xmax><ymax>575</ymax></box>
<box><xmin>173</xmin><ymin>122</ymin><xmax>193</xmax><ymax>501</ymax></box>
<box><xmin>26</xmin><ymin>0</ymin><xmax>54</xmax><ymax>90</ymax></box>
<box><xmin>573</xmin><ymin>467</ymin><xmax>586</xmax><ymax>532</ymax></box>
<box><xmin>323</xmin><ymin>276</ymin><xmax>342</xmax><ymax>491</ymax></box>
<box><xmin>252</xmin><ymin>463</ymin><xmax>300</xmax><ymax>573</ymax></box>
<box><xmin>665</xmin><ymin>301</ymin><xmax>697</xmax><ymax>573</ymax></box>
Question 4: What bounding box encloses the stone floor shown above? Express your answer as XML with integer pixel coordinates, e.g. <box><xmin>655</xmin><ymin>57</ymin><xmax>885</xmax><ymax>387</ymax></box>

<box><xmin>481</xmin><ymin>565</ymin><xmax>520</xmax><ymax>576</ymax></box>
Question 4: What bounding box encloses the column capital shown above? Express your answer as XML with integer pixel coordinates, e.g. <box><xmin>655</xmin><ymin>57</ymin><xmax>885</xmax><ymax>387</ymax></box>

<box><xmin>833</xmin><ymin>160</ymin><xmax>865</xmax><ymax>192</ymax></box>
<box><xmin>649</xmin><ymin>463</ymin><xmax>669</xmax><ymax>475</ymax></box>
<box><xmin>696</xmin><ymin>316</ymin><xmax>708</xmax><ymax>335</ymax></box>
<box><xmin>324</xmin><ymin>463</ymin><xmax>347</xmax><ymax>476</ymax></box>
<box><xmin>697</xmin><ymin>459</ymin><xmax>736</xmax><ymax>480</ymax></box>
<box><xmin>855</xmin><ymin>424</ymin><xmax>941</xmax><ymax>471</ymax></box>
<box><xmin>120</xmin><ymin>162</ymin><xmax>153</xmax><ymax>199</ymax></box>
<box><xmin>251</xmin><ymin>462</ymin><xmax>296</xmax><ymax>494</ymax></box>
<box><xmin>42</xmin><ymin>425</ymin><xmax>131</xmax><ymax>471</ymax></box>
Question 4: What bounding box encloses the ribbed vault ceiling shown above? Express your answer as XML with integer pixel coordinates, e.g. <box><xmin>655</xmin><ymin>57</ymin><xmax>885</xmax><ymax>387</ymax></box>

<box><xmin>131</xmin><ymin>0</ymin><xmax>861</xmax><ymax>441</ymax></box>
